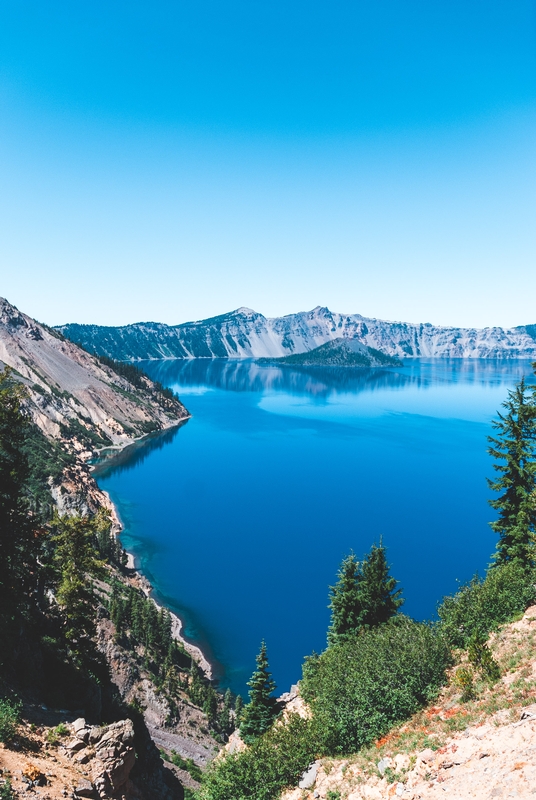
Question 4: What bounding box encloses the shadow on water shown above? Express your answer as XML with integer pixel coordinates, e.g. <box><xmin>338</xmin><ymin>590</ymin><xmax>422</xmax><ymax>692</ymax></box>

<box><xmin>92</xmin><ymin>422</ymin><xmax>187</xmax><ymax>480</ymax></box>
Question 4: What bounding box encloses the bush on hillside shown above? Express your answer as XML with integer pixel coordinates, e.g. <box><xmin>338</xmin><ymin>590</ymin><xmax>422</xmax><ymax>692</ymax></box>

<box><xmin>300</xmin><ymin>617</ymin><xmax>451</xmax><ymax>755</ymax></box>
<box><xmin>437</xmin><ymin>562</ymin><xmax>536</xmax><ymax>649</ymax></box>
<box><xmin>200</xmin><ymin>714</ymin><xmax>318</xmax><ymax>800</ymax></box>
<box><xmin>0</xmin><ymin>776</ymin><xmax>15</xmax><ymax>800</ymax></box>
<box><xmin>0</xmin><ymin>698</ymin><xmax>21</xmax><ymax>743</ymax></box>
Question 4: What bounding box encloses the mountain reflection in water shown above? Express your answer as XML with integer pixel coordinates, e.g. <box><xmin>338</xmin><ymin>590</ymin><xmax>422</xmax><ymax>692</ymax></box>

<box><xmin>144</xmin><ymin>357</ymin><xmax>533</xmax><ymax>399</ymax></box>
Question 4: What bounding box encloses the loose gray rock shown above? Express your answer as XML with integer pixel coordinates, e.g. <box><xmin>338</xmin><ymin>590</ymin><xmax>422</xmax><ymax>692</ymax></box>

<box><xmin>88</xmin><ymin>727</ymin><xmax>104</xmax><ymax>744</ymax></box>
<box><xmin>298</xmin><ymin>761</ymin><xmax>320</xmax><ymax>790</ymax></box>
<box><xmin>65</xmin><ymin>738</ymin><xmax>87</xmax><ymax>753</ymax></box>
<box><xmin>377</xmin><ymin>757</ymin><xmax>392</xmax><ymax>776</ymax></box>
<box><xmin>418</xmin><ymin>748</ymin><xmax>436</xmax><ymax>764</ymax></box>
<box><xmin>73</xmin><ymin>778</ymin><xmax>96</xmax><ymax>798</ymax></box>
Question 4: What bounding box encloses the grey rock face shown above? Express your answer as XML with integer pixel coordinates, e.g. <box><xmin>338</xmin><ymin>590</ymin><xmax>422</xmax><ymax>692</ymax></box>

<box><xmin>65</xmin><ymin>718</ymin><xmax>137</xmax><ymax>800</ymax></box>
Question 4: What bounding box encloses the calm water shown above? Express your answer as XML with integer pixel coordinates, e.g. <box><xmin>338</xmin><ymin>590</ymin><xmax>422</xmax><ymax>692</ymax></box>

<box><xmin>94</xmin><ymin>358</ymin><xmax>535</xmax><ymax>696</ymax></box>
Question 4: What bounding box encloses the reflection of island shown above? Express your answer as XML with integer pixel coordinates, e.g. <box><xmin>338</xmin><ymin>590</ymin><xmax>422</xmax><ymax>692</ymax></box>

<box><xmin>141</xmin><ymin>357</ymin><xmax>536</xmax><ymax>401</ymax></box>
<box><xmin>92</xmin><ymin>422</ymin><xmax>186</xmax><ymax>479</ymax></box>
<box><xmin>140</xmin><ymin>357</ymin><xmax>413</xmax><ymax>398</ymax></box>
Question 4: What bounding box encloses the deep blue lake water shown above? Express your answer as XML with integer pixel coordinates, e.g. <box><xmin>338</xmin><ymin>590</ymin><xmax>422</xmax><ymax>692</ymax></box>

<box><xmin>94</xmin><ymin>358</ymin><xmax>535</xmax><ymax>697</ymax></box>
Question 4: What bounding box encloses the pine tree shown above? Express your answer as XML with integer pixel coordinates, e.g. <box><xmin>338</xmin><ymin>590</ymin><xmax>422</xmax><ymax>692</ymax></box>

<box><xmin>189</xmin><ymin>662</ymin><xmax>205</xmax><ymax>707</ymax></box>
<box><xmin>218</xmin><ymin>688</ymin><xmax>233</xmax><ymax>735</ymax></box>
<box><xmin>203</xmin><ymin>685</ymin><xmax>218</xmax><ymax>722</ymax></box>
<box><xmin>234</xmin><ymin>694</ymin><xmax>243</xmax><ymax>727</ymax></box>
<box><xmin>488</xmin><ymin>377</ymin><xmax>536</xmax><ymax>567</ymax></box>
<box><xmin>327</xmin><ymin>552</ymin><xmax>362</xmax><ymax>645</ymax></box>
<box><xmin>356</xmin><ymin>542</ymin><xmax>404</xmax><ymax>629</ymax></box>
<box><xmin>157</xmin><ymin>608</ymin><xmax>173</xmax><ymax>654</ymax></box>
<box><xmin>0</xmin><ymin>368</ymin><xmax>36</xmax><ymax>615</ymax></box>
<box><xmin>52</xmin><ymin>513</ymin><xmax>104</xmax><ymax>657</ymax></box>
<box><xmin>239</xmin><ymin>641</ymin><xmax>279</xmax><ymax>743</ymax></box>
<box><xmin>328</xmin><ymin>544</ymin><xmax>403</xmax><ymax>645</ymax></box>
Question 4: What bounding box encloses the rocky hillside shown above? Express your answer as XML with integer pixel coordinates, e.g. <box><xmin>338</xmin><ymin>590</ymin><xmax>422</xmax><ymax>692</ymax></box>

<box><xmin>282</xmin><ymin>605</ymin><xmax>536</xmax><ymax>800</ymax></box>
<box><xmin>0</xmin><ymin>297</ymin><xmax>189</xmax><ymax>511</ymax></box>
<box><xmin>0</xmin><ymin>711</ymin><xmax>183</xmax><ymax>800</ymax></box>
<box><xmin>259</xmin><ymin>338</ymin><xmax>402</xmax><ymax>368</ymax></box>
<box><xmin>58</xmin><ymin>306</ymin><xmax>536</xmax><ymax>361</ymax></box>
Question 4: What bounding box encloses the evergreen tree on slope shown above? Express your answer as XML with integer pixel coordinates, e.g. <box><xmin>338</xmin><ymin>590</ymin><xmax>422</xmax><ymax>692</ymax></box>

<box><xmin>327</xmin><ymin>552</ymin><xmax>361</xmax><ymax>646</ymax></box>
<box><xmin>488</xmin><ymin>376</ymin><xmax>536</xmax><ymax>568</ymax></box>
<box><xmin>357</xmin><ymin>542</ymin><xmax>404</xmax><ymax>628</ymax></box>
<box><xmin>239</xmin><ymin>641</ymin><xmax>279</xmax><ymax>743</ymax></box>
<box><xmin>328</xmin><ymin>543</ymin><xmax>403</xmax><ymax>645</ymax></box>
<box><xmin>0</xmin><ymin>367</ymin><xmax>37</xmax><ymax>618</ymax></box>
<box><xmin>52</xmin><ymin>513</ymin><xmax>104</xmax><ymax>659</ymax></box>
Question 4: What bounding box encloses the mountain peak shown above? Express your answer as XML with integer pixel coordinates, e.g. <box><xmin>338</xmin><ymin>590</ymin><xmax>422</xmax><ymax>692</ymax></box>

<box><xmin>234</xmin><ymin>307</ymin><xmax>260</xmax><ymax>317</ymax></box>
<box><xmin>58</xmin><ymin>307</ymin><xmax>536</xmax><ymax>361</ymax></box>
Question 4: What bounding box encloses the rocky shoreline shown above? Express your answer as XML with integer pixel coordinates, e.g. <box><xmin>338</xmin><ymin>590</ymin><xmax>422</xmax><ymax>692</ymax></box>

<box><xmin>124</xmin><ymin>550</ymin><xmax>213</xmax><ymax>680</ymax></box>
<box><xmin>97</xmin><ymin>473</ymin><xmax>213</xmax><ymax>683</ymax></box>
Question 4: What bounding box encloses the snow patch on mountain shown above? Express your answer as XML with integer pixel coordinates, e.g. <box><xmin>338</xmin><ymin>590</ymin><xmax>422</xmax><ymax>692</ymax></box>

<box><xmin>58</xmin><ymin>306</ymin><xmax>536</xmax><ymax>361</ymax></box>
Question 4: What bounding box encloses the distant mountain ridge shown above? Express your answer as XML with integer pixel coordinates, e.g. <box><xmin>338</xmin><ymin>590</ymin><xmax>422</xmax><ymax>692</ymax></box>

<box><xmin>58</xmin><ymin>306</ymin><xmax>536</xmax><ymax>361</ymax></box>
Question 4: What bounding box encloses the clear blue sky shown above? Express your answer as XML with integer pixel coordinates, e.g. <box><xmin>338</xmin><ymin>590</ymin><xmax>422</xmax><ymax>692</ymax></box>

<box><xmin>1</xmin><ymin>1</ymin><xmax>535</xmax><ymax>327</ymax></box>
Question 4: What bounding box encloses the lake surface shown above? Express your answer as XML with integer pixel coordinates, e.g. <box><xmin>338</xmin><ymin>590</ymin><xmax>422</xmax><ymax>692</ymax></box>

<box><xmin>94</xmin><ymin>358</ymin><xmax>536</xmax><ymax>697</ymax></box>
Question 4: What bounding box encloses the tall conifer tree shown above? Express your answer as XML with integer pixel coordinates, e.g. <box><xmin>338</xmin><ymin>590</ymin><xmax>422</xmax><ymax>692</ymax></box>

<box><xmin>239</xmin><ymin>641</ymin><xmax>278</xmax><ymax>743</ymax></box>
<box><xmin>0</xmin><ymin>368</ymin><xmax>36</xmax><ymax>616</ymax></box>
<box><xmin>488</xmin><ymin>376</ymin><xmax>536</xmax><ymax>567</ymax></box>
<box><xmin>356</xmin><ymin>542</ymin><xmax>403</xmax><ymax>628</ymax></box>
<box><xmin>328</xmin><ymin>544</ymin><xmax>403</xmax><ymax>645</ymax></box>
<box><xmin>327</xmin><ymin>553</ymin><xmax>361</xmax><ymax>645</ymax></box>
<box><xmin>52</xmin><ymin>513</ymin><xmax>104</xmax><ymax>658</ymax></box>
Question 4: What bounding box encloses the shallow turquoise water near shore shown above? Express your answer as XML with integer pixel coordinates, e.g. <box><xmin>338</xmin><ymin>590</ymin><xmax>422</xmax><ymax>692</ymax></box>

<box><xmin>94</xmin><ymin>358</ymin><xmax>535</xmax><ymax>696</ymax></box>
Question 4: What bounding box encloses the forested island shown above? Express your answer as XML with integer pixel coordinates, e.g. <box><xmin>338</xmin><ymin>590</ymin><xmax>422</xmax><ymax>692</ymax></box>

<box><xmin>257</xmin><ymin>338</ymin><xmax>402</xmax><ymax>368</ymax></box>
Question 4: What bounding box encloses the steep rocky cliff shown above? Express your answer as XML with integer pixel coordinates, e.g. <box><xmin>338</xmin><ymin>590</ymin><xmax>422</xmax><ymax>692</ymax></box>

<box><xmin>0</xmin><ymin>297</ymin><xmax>189</xmax><ymax>511</ymax></box>
<box><xmin>0</xmin><ymin>299</ymin><xmax>223</xmax><ymax>800</ymax></box>
<box><xmin>59</xmin><ymin>306</ymin><xmax>536</xmax><ymax>361</ymax></box>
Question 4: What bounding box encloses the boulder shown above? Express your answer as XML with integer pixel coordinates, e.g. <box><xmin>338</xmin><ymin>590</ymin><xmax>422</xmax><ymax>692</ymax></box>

<box><xmin>73</xmin><ymin>778</ymin><xmax>96</xmax><ymax>798</ymax></box>
<box><xmin>298</xmin><ymin>761</ymin><xmax>320</xmax><ymax>790</ymax></box>
<box><xmin>89</xmin><ymin>719</ymin><xmax>136</xmax><ymax>798</ymax></box>
<box><xmin>65</xmin><ymin>738</ymin><xmax>87</xmax><ymax>753</ymax></box>
<box><xmin>377</xmin><ymin>757</ymin><xmax>392</xmax><ymax>776</ymax></box>
<box><xmin>417</xmin><ymin>748</ymin><xmax>436</xmax><ymax>764</ymax></box>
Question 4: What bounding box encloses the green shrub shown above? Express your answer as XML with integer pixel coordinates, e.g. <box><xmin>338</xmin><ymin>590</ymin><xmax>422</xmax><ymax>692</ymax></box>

<box><xmin>453</xmin><ymin>666</ymin><xmax>475</xmax><ymax>702</ymax></box>
<box><xmin>467</xmin><ymin>633</ymin><xmax>501</xmax><ymax>683</ymax></box>
<box><xmin>0</xmin><ymin>698</ymin><xmax>21</xmax><ymax>743</ymax></box>
<box><xmin>437</xmin><ymin>562</ymin><xmax>536</xmax><ymax>648</ymax></box>
<box><xmin>0</xmin><ymin>777</ymin><xmax>15</xmax><ymax>800</ymax></box>
<box><xmin>300</xmin><ymin>618</ymin><xmax>451</xmax><ymax>755</ymax></box>
<box><xmin>200</xmin><ymin>714</ymin><xmax>318</xmax><ymax>800</ymax></box>
<box><xmin>46</xmin><ymin>722</ymin><xmax>70</xmax><ymax>745</ymax></box>
<box><xmin>169</xmin><ymin>751</ymin><xmax>203</xmax><ymax>782</ymax></box>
